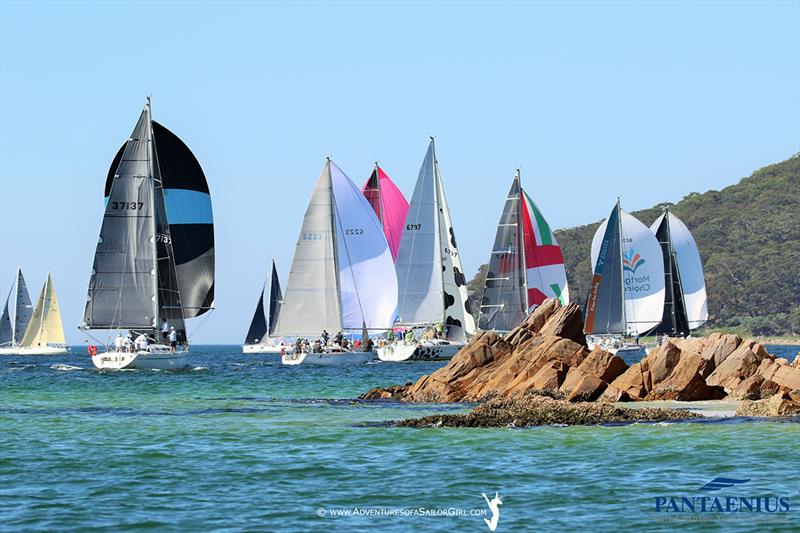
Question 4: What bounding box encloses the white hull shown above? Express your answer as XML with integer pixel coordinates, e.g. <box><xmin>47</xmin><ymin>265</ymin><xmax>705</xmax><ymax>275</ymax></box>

<box><xmin>0</xmin><ymin>344</ymin><xmax>69</xmax><ymax>356</ymax></box>
<box><xmin>242</xmin><ymin>343</ymin><xmax>286</xmax><ymax>354</ymax></box>
<box><xmin>587</xmin><ymin>336</ymin><xmax>646</xmax><ymax>358</ymax></box>
<box><xmin>281</xmin><ymin>350</ymin><xmax>377</xmax><ymax>366</ymax></box>
<box><xmin>378</xmin><ymin>340</ymin><xmax>463</xmax><ymax>362</ymax></box>
<box><xmin>91</xmin><ymin>345</ymin><xmax>188</xmax><ymax>370</ymax></box>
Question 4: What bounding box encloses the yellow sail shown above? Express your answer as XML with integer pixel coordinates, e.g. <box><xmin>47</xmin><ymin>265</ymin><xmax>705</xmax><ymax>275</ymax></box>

<box><xmin>20</xmin><ymin>274</ymin><xmax>66</xmax><ymax>347</ymax></box>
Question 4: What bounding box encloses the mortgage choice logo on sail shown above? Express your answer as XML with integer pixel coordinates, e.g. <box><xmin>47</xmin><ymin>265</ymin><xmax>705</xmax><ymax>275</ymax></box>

<box><xmin>314</xmin><ymin>491</ymin><xmax>503</xmax><ymax>530</ymax></box>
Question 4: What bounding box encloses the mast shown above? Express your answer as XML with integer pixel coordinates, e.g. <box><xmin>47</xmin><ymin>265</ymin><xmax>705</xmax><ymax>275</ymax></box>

<box><xmin>327</xmin><ymin>158</ymin><xmax>344</xmax><ymax>329</ymax></box>
<box><xmin>146</xmin><ymin>98</ymin><xmax>159</xmax><ymax>333</ymax></box>
<box><xmin>616</xmin><ymin>199</ymin><xmax>627</xmax><ymax>336</ymax></box>
<box><xmin>430</xmin><ymin>137</ymin><xmax>446</xmax><ymax>324</ymax></box>
<box><xmin>374</xmin><ymin>162</ymin><xmax>384</xmax><ymax>226</ymax></box>
<box><xmin>517</xmin><ymin>170</ymin><xmax>529</xmax><ymax>311</ymax></box>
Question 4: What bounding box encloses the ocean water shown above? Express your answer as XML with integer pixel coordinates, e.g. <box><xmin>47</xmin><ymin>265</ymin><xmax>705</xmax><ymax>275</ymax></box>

<box><xmin>1</xmin><ymin>345</ymin><xmax>799</xmax><ymax>532</ymax></box>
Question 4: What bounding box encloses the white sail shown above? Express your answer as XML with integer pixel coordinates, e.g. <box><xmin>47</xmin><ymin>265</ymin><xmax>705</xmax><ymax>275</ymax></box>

<box><xmin>395</xmin><ymin>140</ymin><xmax>443</xmax><ymax>325</ymax></box>
<box><xmin>651</xmin><ymin>212</ymin><xmax>708</xmax><ymax>329</ymax></box>
<box><xmin>273</xmin><ymin>162</ymin><xmax>341</xmax><ymax>337</ymax></box>
<box><xmin>21</xmin><ymin>274</ymin><xmax>66</xmax><ymax>347</ymax></box>
<box><xmin>330</xmin><ymin>162</ymin><xmax>397</xmax><ymax>332</ymax></box>
<box><xmin>435</xmin><ymin>157</ymin><xmax>475</xmax><ymax>340</ymax></box>
<box><xmin>591</xmin><ymin>207</ymin><xmax>665</xmax><ymax>335</ymax></box>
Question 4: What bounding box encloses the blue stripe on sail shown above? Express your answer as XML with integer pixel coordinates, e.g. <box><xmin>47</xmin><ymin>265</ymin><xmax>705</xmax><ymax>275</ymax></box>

<box><xmin>104</xmin><ymin>189</ymin><xmax>212</xmax><ymax>224</ymax></box>
<box><xmin>163</xmin><ymin>189</ymin><xmax>213</xmax><ymax>225</ymax></box>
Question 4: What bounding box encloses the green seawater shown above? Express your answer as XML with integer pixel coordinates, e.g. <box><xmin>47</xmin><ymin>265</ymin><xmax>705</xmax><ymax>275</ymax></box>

<box><xmin>1</xmin><ymin>346</ymin><xmax>799</xmax><ymax>532</ymax></box>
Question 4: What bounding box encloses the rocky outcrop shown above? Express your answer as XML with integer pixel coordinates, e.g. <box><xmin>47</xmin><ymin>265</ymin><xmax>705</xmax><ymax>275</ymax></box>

<box><xmin>361</xmin><ymin>299</ymin><xmax>800</xmax><ymax>411</ymax></box>
<box><xmin>395</xmin><ymin>393</ymin><xmax>703</xmax><ymax>428</ymax></box>
<box><xmin>736</xmin><ymin>391</ymin><xmax>800</xmax><ymax>417</ymax></box>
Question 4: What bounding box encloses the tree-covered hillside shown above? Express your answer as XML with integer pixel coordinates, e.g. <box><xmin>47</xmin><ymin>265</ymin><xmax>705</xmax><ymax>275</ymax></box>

<box><xmin>468</xmin><ymin>154</ymin><xmax>800</xmax><ymax>335</ymax></box>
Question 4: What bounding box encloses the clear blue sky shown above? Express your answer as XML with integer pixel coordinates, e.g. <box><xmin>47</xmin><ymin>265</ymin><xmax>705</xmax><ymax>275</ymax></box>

<box><xmin>1</xmin><ymin>1</ymin><xmax>798</xmax><ymax>344</ymax></box>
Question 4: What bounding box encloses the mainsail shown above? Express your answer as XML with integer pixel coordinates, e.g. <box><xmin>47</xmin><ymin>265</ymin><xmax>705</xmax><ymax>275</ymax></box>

<box><xmin>395</xmin><ymin>138</ymin><xmax>475</xmax><ymax>341</ymax></box>
<box><xmin>244</xmin><ymin>286</ymin><xmax>267</xmax><ymax>345</ymax></box>
<box><xmin>84</xmin><ymin>100</ymin><xmax>213</xmax><ymax>342</ymax></box>
<box><xmin>361</xmin><ymin>165</ymin><xmax>409</xmax><ymax>262</ymax></box>
<box><xmin>478</xmin><ymin>172</ymin><xmax>570</xmax><ymax>332</ymax></box>
<box><xmin>273</xmin><ymin>159</ymin><xmax>397</xmax><ymax>337</ymax></box>
<box><xmin>585</xmin><ymin>201</ymin><xmax>665</xmax><ymax>335</ymax></box>
<box><xmin>0</xmin><ymin>268</ymin><xmax>33</xmax><ymax>346</ymax></box>
<box><xmin>104</xmin><ymin>121</ymin><xmax>215</xmax><ymax>320</ymax></box>
<box><xmin>649</xmin><ymin>209</ymin><xmax>708</xmax><ymax>335</ymax></box>
<box><xmin>478</xmin><ymin>175</ymin><xmax>527</xmax><ymax>331</ymax></box>
<box><xmin>20</xmin><ymin>273</ymin><xmax>65</xmax><ymax>348</ymax></box>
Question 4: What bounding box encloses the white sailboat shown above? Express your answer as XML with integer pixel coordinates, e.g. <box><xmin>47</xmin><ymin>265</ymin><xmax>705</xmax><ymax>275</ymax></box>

<box><xmin>81</xmin><ymin>99</ymin><xmax>215</xmax><ymax>370</ymax></box>
<box><xmin>275</xmin><ymin>158</ymin><xmax>398</xmax><ymax>366</ymax></box>
<box><xmin>0</xmin><ymin>270</ymin><xmax>67</xmax><ymax>356</ymax></box>
<box><xmin>584</xmin><ymin>200</ymin><xmax>665</xmax><ymax>357</ymax></box>
<box><xmin>242</xmin><ymin>259</ymin><xmax>288</xmax><ymax>356</ymax></box>
<box><xmin>378</xmin><ymin>138</ymin><xmax>475</xmax><ymax>362</ymax></box>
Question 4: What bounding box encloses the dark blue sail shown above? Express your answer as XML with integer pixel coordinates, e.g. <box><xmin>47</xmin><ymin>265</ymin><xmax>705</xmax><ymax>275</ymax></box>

<box><xmin>584</xmin><ymin>203</ymin><xmax>625</xmax><ymax>334</ymax></box>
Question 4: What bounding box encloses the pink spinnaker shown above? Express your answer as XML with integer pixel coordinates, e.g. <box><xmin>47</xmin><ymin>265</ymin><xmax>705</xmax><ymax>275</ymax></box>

<box><xmin>361</xmin><ymin>165</ymin><xmax>409</xmax><ymax>262</ymax></box>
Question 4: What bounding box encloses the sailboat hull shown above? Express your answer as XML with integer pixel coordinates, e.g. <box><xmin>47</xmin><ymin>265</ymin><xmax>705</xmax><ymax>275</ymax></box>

<box><xmin>0</xmin><ymin>344</ymin><xmax>68</xmax><ymax>356</ymax></box>
<box><xmin>242</xmin><ymin>341</ymin><xmax>287</xmax><ymax>355</ymax></box>
<box><xmin>91</xmin><ymin>345</ymin><xmax>188</xmax><ymax>370</ymax></box>
<box><xmin>378</xmin><ymin>340</ymin><xmax>462</xmax><ymax>362</ymax></box>
<box><xmin>281</xmin><ymin>350</ymin><xmax>377</xmax><ymax>366</ymax></box>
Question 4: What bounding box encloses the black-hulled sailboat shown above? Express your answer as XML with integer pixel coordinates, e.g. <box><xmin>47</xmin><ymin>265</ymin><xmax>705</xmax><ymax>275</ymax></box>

<box><xmin>647</xmin><ymin>208</ymin><xmax>708</xmax><ymax>337</ymax></box>
<box><xmin>242</xmin><ymin>259</ymin><xmax>285</xmax><ymax>355</ymax></box>
<box><xmin>81</xmin><ymin>99</ymin><xmax>215</xmax><ymax>370</ymax></box>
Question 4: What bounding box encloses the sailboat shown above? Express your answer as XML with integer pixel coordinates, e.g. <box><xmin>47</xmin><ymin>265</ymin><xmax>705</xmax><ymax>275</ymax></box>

<box><xmin>361</xmin><ymin>164</ymin><xmax>409</xmax><ymax>262</ymax></box>
<box><xmin>378</xmin><ymin>138</ymin><xmax>475</xmax><ymax>361</ymax></box>
<box><xmin>81</xmin><ymin>99</ymin><xmax>215</xmax><ymax>370</ymax></box>
<box><xmin>1</xmin><ymin>272</ymin><xmax>67</xmax><ymax>355</ymax></box>
<box><xmin>477</xmin><ymin>171</ymin><xmax>569</xmax><ymax>332</ymax></box>
<box><xmin>647</xmin><ymin>208</ymin><xmax>708</xmax><ymax>337</ymax></box>
<box><xmin>242</xmin><ymin>259</ymin><xmax>287</xmax><ymax>355</ymax></box>
<box><xmin>275</xmin><ymin>158</ymin><xmax>398</xmax><ymax>366</ymax></box>
<box><xmin>584</xmin><ymin>200</ymin><xmax>665</xmax><ymax>356</ymax></box>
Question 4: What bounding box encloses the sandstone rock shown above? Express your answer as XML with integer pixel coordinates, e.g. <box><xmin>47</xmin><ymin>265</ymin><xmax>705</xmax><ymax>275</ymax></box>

<box><xmin>608</xmin><ymin>363</ymin><xmax>650</xmax><ymax>400</ymax></box>
<box><xmin>770</xmin><ymin>365</ymin><xmax>800</xmax><ymax>392</ymax></box>
<box><xmin>529</xmin><ymin>360</ymin><xmax>567</xmax><ymax>390</ymax></box>
<box><xmin>646</xmin><ymin>352</ymin><xmax>725</xmax><ymax>401</ymax></box>
<box><xmin>599</xmin><ymin>385</ymin><xmax>632</xmax><ymax>403</ymax></box>
<box><xmin>791</xmin><ymin>353</ymin><xmax>800</xmax><ymax>368</ymax></box>
<box><xmin>735</xmin><ymin>391</ymin><xmax>800</xmax><ymax>417</ymax></box>
<box><xmin>576</xmin><ymin>348</ymin><xmax>628</xmax><ymax>383</ymax></box>
<box><xmin>699</xmin><ymin>332</ymin><xmax>741</xmax><ymax>368</ymax></box>
<box><xmin>648</xmin><ymin>342</ymin><xmax>682</xmax><ymax>385</ymax></box>
<box><xmin>537</xmin><ymin>302</ymin><xmax>586</xmax><ymax>345</ymax></box>
<box><xmin>705</xmin><ymin>340</ymin><xmax>767</xmax><ymax>392</ymax></box>
<box><xmin>563</xmin><ymin>372</ymin><xmax>608</xmax><ymax>402</ymax></box>
<box><xmin>730</xmin><ymin>374</ymin><xmax>765</xmax><ymax>400</ymax></box>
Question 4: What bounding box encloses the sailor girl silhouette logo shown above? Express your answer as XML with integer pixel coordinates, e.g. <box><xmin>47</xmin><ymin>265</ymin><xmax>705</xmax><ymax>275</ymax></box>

<box><xmin>482</xmin><ymin>492</ymin><xmax>503</xmax><ymax>531</ymax></box>
<box><xmin>623</xmin><ymin>248</ymin><xmax>646</xmax><ymax>274</ymax></box>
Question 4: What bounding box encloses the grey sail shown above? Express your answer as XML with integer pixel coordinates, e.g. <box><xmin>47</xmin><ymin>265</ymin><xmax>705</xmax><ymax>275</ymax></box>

<box><xmin>478</xmin><ymin>174</ymin><xmax>527</xmax><ymax>332</ymax></box>
<box><xmin>272</xmin><ymin>161</ymin><xmax>342</xmax><ymax>337</ymax></box>
<box><xmin>0</xmin><ymin>288</ymin><xmax>11</xmax><ymax>346</ymax></box>
<box><xmin>12</xmin><ymin>269</ymin><xmax>33</xmax><ymax>344</ymax></box>
<box><xmin>83</xmin><ymin>105</ymin><xmax>160</xmax><ymax>330</ymax></box>
<box><xmin>268</xmin><ymin>260</ymin><xmax>282</xmax><ymax>336</ymax></box>
<box><xmin>584</xmin><ymin>202</ymin><xmax>626</xmax><ymax>334</ymax></box>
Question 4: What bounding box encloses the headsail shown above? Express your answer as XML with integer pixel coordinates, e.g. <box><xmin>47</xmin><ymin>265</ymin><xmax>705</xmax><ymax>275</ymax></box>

<box><xmin>0</xmin><ymin>288</ymin><xmax>11</xmax><ymax>346</ymax></box>
<box><xmin>395</xmin><ymin>139</ymin><xmax>474</xmax><ymax>340</ymax></box>
<box><xmin>521</xmin><ymin>189</ymin><xmax>569</xmax><ymax>308</ymax></box>
<box><xmin>649</xmin><ymin>210</ymin><xmax>707</xmax><ymax>334</ymax></box>
<box><xmin>332</xmin><ymin>161</ymin><xmax>398</xmax><ymax>332</ymax></box>
<box><xmin>244</xmin><ymin>285</ymin><xmax>267</xmax><ymax>345</ymax></box>
<box><xmin>585</xmin><ymin>202</ymin><xmax>665</xmax><ymax>335</ymax></box>
<box><xmin>12</xmin><ymin>269</ymin><xmax>33</xmax><ymax>344</ymax></box>
<box><xmin>478</xmin><ymin>174</ymin><xmax>527</xmax><ymax>331</ymax></box>
<box><xmin>21</xmin><ymin>274</ymin><xmax>65</xmax><ymax>347</ymax></box>
<box><xmin>268</xmin><ymin>259</ymin><xmax>283</xmax><ymax>336</ymax></box>
<box><xmin>361</xmin><ymin>165</ymin><xmax>409</xmax><ymax>262</ymax></box>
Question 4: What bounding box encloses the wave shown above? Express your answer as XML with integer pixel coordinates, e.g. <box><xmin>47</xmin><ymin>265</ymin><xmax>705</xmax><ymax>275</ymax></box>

<box><xmin>50</xmin><ymin>364</ymin><xmax>83</xmax><ymax>371</ymax></box>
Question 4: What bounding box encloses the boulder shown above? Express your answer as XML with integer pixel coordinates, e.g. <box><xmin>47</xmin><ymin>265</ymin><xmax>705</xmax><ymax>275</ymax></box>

<box><xmin>528</xmin><ymin>360</ymin><xmax>567</xmax><ymax>390</ymax></box>
<box><xmin>730</xmin><ymin>374</ymin><xmax>765</xmax><ymax>400</ymax></box>
<box><xmin>599</xmin><ymin>385</ymin><xmax>632</xmax><ymax>403</ymax></box>
<box><xmin>770</xmin><ymin>365</ymin><xmax>800</xmax><ymax>392</ymax></box>
<box><xmin>648</xmin><ymin>342</ymin><xmax>683</xmax><ymax>385</ymax></box>
<box><xmin>608</xmin><ymin>362</ymin><xmax>651</xmax><ymax>400</ymax></box>
<box><xmin>646</xmin><ymin>352</ymin><xmax>725</xmax><ymax>401</ymax></box>
<box><xmin>577</xmin><ymin>348</ymin><xmax>628</xmax><ymax>383</ymax></box>
<box><xmin>699</xmin><ymin>332</ymin><xmax>742</xmax><ymax>369</ymax></box>
<box><xmin>705</xmin><ymin>340</ymin><xmax>767</xmax><ymax>392</ymax></box>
